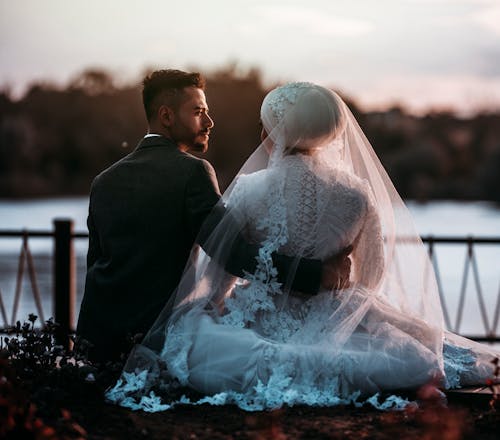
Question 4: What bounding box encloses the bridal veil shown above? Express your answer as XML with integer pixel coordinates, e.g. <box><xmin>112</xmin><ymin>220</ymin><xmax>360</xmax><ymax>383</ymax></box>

<box><xmin>107</xmin><ymin>82</ymin><xmax>451</xmax><ymax>411</ymax></box>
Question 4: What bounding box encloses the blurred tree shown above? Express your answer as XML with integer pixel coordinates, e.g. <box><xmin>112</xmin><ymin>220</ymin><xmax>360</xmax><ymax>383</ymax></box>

<box><xmin>68</xmin><ymin>69</ymin><xmax>116</xmax><ymax>95</ymax></box>
<box><xmin>0</xmin><ymin>66</ymin><xmax>499</xmax><ymax>203</ymax></box>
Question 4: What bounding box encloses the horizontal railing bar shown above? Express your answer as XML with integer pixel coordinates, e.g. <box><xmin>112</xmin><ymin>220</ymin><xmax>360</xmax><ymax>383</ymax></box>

<box><xmin>454</xmin><ymin>335</ymin><xmax>500</xmax><ymax>343</ymax></box>
<box><xmin>0</xmin><ymin>230</ymin><xmax>54</xmax><ymax>237</ymax></box>
<box><xmin>421</xmin><ymin>236</ymin><xmax>500</xmax><ymax>244</ymax></box>
<box><xmin>0</xmin><ymin>230</ymin><xmax>88</xmax><ymax>238</ymax></box>
<box><xmin>72</xmin><ymin>232</ymin><xmax>89</xmax><ymax>239</ymax></box>
<box><xmin>1</xmin><ymin>230</ymin><xmax>499</xmax><ymax>243</ymax></box>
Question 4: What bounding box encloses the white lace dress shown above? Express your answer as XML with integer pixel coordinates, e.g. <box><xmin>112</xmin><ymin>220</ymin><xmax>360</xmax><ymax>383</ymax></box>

<box><xmin>107</xmin><ymin>154</ymin><xmax>496</xmax><ymax>412</ymax></box>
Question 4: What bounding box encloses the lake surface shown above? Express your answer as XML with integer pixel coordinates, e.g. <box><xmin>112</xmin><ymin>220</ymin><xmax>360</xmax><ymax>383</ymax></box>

<box><xmin>0</xmin><ymin>198</ymin><xmax>499</xmax><ymax>337</ymax></box>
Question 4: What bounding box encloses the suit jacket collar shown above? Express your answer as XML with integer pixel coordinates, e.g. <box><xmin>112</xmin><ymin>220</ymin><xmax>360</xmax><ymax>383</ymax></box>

<box><xmin>135</xmin><ymin>135</ymin><xmax>178</xmax><ymax>151</ymax></box>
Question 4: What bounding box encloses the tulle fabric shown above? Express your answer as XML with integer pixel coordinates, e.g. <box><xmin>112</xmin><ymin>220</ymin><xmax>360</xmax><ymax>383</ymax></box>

<box><xmin>106</xmin><ymin>83</ymin><xmax>497</xmax><ymax>412</ymax></box>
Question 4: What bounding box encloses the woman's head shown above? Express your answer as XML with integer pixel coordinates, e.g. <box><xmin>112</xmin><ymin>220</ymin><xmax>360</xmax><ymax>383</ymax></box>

<box><xmin>260</xmin><ymin>82</ymin><xmax>346</xmax><ymax>154</ymax></box>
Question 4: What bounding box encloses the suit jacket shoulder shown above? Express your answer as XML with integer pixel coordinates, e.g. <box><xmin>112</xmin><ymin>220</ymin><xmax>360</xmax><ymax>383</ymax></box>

<box><xmin>180</xmin><ymin>153</ymin><xmax>221</xmax><ymax>196</ymax></box>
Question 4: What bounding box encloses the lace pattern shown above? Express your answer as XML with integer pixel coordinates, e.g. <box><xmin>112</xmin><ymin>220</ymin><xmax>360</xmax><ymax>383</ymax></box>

<box><xmin>443</xmin><ymin>340</ymin><xmax>479</xmax><ymax>389</ymax></box>
<box><xmin>107</xmin><ymin>343</ymin><xmax>411</xmax><ymax>412</ymax></box>
<box><xmin>162</xmin><ymin>317</ymin><xmax>192</xmax><ymax>385</ymax></box>
<box><xmin>285</xmin><ymin>159</ymin><xmax>319</xmax><ymax>256</ymax></box>
<box><xmin>266</xmin><ymin>82</ymin><xmax>315</xmax><ymax>123</ymax></box>
<box><xmin>215</xmin><ymin>158</ymin><xmax>386</xmax><ymax>350</ymax></box>
<box><xmin>221</xmin><ymin>173</ymin><xmax>288</xmax><ymax>327</ymax></box>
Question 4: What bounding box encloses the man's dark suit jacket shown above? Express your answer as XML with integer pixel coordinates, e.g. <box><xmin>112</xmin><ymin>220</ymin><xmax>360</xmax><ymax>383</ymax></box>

<box><xmin>77</xmin><ymin>136</ymin><xmax>222</xmax><ymax>361</ymax></box>
<box><xmin>77</xmin><ymin>135</ymin><xmax>322</xmax><ymax>362</ymax></box>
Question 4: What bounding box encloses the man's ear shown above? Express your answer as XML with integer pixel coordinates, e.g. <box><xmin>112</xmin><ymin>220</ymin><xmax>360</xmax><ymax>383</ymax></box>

<box><xmin>159</xmin><ymin>105</ymin><xmax>174</xmax><ymax>127</ymax></box>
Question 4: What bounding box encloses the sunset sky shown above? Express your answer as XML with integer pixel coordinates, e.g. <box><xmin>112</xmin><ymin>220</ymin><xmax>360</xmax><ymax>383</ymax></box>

<box><xmin>1</xmin><ymin>0</ymin><xmax>500</xmax><ymax>114</ymax></box>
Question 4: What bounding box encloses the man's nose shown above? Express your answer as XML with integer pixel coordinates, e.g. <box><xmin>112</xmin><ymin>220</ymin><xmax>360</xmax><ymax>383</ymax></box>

<box><xmin>204</xmin><ymin>113</ymin><xmax>214</xmax><ymax>128</ymax></box>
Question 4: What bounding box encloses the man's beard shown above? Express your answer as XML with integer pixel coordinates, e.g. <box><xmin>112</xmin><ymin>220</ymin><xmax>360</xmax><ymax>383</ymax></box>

<box><xmin>176</xmin><ymin>128</ymin><xmax>209</xmax><ymax>153</ymax></box>
<box><xmin>189</xmin><ymin>141</ymin><xmax>208</xmax><ymax>153</ymax></box>
<box><xmin>188</xmin><ymin>131</ymin><xmax>209</xmax><ymax>153</ymax></box>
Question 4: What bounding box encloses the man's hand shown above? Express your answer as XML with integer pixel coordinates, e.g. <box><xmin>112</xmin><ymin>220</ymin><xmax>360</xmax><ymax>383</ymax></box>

<box><xmin>321</xmin><ymin>245</ymin><xmax>353</xmax><ymax>290</ymax></box>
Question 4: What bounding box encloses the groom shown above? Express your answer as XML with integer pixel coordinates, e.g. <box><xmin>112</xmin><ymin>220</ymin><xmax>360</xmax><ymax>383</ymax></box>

<box><xmin>76</xmin><ymin>69</ymin><xmax>351</xmax><ymax>362</ymax></box>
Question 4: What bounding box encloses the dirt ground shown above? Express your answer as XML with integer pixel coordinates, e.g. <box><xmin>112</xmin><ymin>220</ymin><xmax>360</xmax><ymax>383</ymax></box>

<box><xmin>59</xmin><ymin>393</ymin><xmax>499</xmax><ymax>440</ymax></box>
<box><xmin>2</xmin><ymin>332</ymin><xmax>498</xmax><ymax>440</ymax></box>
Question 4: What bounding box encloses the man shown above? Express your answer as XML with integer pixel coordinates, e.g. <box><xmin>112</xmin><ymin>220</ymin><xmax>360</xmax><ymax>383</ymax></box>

<box><xmin>76</xmin><ymin>69</ymin><xmax>350</xmax><ymax>362</ymax></box>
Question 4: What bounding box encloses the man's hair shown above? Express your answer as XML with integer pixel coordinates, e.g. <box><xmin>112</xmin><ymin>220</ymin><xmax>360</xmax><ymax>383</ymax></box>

<box><xmin>142</xmin><ymin>69</ymin><xmax>205</xmax><ymax>122</ymax></box>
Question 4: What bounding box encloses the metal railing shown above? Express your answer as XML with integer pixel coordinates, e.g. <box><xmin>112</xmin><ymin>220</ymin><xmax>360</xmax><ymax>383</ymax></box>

<box><xmin>0</xmin><ymin>219</ymin><xmax>87</xmax><ymax>347</ymax></box>
<box><xmin>0</xmin><ymin>221</ymin><xmax>499</xmax><ymax>345</ymax></box>
<box><xmin>424</xmin><ymin>236</ymin><xmax>500</xmax><ymax>343</ymax></box>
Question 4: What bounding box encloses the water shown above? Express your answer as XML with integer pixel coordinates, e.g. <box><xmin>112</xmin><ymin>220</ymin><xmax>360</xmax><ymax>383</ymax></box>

<box><xmin>0</xmin><ymin>198</ymin><xmax>89</xmax><ymax>327</ymax></box>
<box><xmin>407</xmin><ymin>201</ymin><xmax>500</xmax><ymax>336</ymax></box>
<box><xmin>0</xmin><ymin>198</ymin><xmax>499</xmax><ymax>337</ymax></box>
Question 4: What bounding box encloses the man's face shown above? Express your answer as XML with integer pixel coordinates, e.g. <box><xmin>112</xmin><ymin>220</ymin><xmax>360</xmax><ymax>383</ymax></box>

<box><xmin>169</xmin><ymin>87</ymin><xmax>214</xmax><ymax>153</ymax></box>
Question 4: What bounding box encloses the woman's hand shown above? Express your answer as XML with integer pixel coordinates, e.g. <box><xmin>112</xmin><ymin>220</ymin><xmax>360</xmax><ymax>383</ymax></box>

<box><xmin>321</xmin><ymin>245</ymin><xmax>353</xmax><ymax>291</ymax></box>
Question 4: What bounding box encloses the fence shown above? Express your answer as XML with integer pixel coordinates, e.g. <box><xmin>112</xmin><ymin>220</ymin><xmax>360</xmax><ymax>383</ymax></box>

<box><xmin>0</xmin><ymin>219</ymin><xmax>87</xmax><ymax>347</ymax></box>
<box><xmin>0</xmin><ymin>219</ymin><xmax>499</xmax><ymax>347</ymax></box>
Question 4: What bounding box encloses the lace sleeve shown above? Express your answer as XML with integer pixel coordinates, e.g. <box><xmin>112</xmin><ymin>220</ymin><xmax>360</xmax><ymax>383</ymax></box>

<box><xmin>351</xmin><ymin>186</ymin><xmax>385</xmax><ymax>290</ymax></box>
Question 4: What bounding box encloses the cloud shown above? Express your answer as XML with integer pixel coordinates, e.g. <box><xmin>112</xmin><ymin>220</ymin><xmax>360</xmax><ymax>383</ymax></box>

<box><xmin>472</xmin><ymin>4</ymin><xmax>500</xmax><ymax>36</ymax></box>
<box><xmin>354</xmin><ymin>73</ymin><xmax>500</xmax><ymax>115</ymax></box>
<box><xmin>256</xmin><ymin>4</ymin><xmax>374</xmax><ymax>37</ymax></box>
<box><xmin>425</xmin><ymin>0</ymin><xmax>500</xmax><ymax>37</ymax></box>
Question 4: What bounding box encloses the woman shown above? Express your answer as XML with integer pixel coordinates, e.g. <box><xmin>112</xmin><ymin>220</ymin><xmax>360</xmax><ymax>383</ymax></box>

<box><xmin>107</xmin><ymin>83</ymin><xmax>498</xmax><ymax>411</ymax></box>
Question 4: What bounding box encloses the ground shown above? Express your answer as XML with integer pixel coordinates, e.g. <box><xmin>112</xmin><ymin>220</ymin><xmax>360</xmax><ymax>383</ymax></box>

<box><xmin>2</xmin><ymin>321</ymin><xmax>498</xmax><ymax>439</ymax></box>
<box><xmin>55</xmin><ymin>392</ymin><xmax>499</xmax><ymax>440</ymax></box>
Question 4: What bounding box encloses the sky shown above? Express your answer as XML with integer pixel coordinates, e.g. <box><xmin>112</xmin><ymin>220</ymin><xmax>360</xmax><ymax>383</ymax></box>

<box><xmin>1</xmin><ymin>0</ymin><xmax>500</xmax><ymax>115</ymax></box>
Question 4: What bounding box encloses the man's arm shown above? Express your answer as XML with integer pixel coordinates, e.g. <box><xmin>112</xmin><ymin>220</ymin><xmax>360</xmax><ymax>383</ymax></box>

<box><xmin>184</xmin><ymin>159</ymin><xmax>222</xmax><ymax>244</ymax></box>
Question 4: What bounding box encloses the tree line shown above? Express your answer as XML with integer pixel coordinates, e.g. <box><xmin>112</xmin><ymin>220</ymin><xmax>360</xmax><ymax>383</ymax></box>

<box><xmin>1</xmin><ymin>67</ymin><xmax>499</xmax><ymax>203</ymax></box>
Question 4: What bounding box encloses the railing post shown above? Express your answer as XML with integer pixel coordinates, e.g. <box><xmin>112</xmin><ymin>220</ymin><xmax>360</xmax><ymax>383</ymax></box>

<box><xmin>53</xmin><ymin>218</ymin><xmax>75</xmax><ymax>349</ymax></box>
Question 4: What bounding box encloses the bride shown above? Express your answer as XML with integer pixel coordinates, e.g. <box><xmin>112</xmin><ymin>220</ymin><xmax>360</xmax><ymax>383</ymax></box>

<box><xmin>106</xmin><ymin>82</ymin><xmax>498</xmax><ymax>411</ymax></box>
